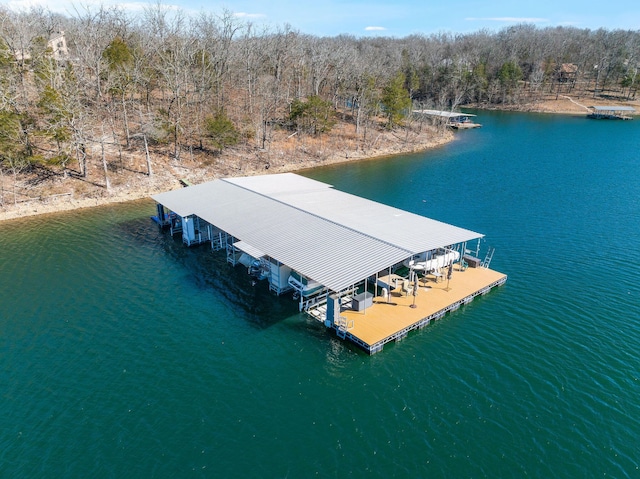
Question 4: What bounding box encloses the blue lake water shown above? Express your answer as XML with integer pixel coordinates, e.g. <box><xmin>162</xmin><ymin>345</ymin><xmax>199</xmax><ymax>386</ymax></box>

<box><xmin>1</xmin><ymin>111</ymin><xmax>639</xmax><ymax>477</ymax></box>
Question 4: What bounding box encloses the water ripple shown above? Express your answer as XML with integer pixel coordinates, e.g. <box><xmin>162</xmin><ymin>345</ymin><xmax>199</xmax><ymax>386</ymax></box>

<box><xmin>2</xmin><ymin>114</ymin><xmax>640</xmax><ymax>477</ymax></box>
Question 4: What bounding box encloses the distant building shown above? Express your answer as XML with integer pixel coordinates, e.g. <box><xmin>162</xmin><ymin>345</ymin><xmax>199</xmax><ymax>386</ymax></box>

<box><xmin>14</xmin><ymin>30</ymin><xmax>68</xmax><ymax>62</ymax></box>
<box><xmin>48</xmin><ymin>31</ymin><xmax>68</xmax><ymax>60</ymax></box>
<box><xmin>557</xmin><ymin>63</ymin><xmax>578</xmax><ymax>83</ymax></box>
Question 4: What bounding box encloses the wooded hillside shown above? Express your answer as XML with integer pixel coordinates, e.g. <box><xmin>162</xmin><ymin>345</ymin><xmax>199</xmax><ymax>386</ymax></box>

<box><xmin>1</xmin><ymin>4</ymin><xmax>639</xmax><ymax>210</ymax></box>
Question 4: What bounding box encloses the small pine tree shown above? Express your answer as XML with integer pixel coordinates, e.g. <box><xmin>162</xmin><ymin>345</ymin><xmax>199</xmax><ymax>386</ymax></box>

<box><xmin>289</xmin><ymin>95</ymin><xmax>336</xmax><ymax>136</ymax></box>
<box><xmin>498</xmin><ymin>61</ymin><xmax>523</xmax><ymax>92</ymax></box>
<box><xmin>103</xmin><ymin>37</ymin><xmax>134</xmax><ymax>71</ymax></box>
<box><xmin>381</xmin><ymin>72</ymin><xmax>412</xmax><ymax>128</ymax></box>
<box><xmin>37</xmin><ymin>86</ymin><xmax>72</xmax><ymax>150</ymax></box>
<box><xmin>204</xmin><ymin>110</ymin><xmax>240</xmax><ymax>153</ymax></box>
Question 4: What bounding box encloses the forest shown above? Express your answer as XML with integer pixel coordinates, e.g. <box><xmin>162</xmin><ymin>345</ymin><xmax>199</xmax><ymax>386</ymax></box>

<box><xmin>1</xmin><ymin>4</ymin><xmax>639</xmax><ymax>207</ymax></box>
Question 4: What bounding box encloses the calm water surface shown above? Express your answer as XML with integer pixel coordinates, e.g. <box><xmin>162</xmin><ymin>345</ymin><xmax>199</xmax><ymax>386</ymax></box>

<box><xmin>1</xmin><ymin>111</ymin><xmax>639</xmax><ymax>477</ymax></box>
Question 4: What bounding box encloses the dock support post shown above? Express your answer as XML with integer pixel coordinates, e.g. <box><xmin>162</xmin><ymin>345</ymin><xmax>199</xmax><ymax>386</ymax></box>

<box><xmin>410</xmin><ymin>276</ymin><xmax>418</xmax><ymax>308</ymax></box>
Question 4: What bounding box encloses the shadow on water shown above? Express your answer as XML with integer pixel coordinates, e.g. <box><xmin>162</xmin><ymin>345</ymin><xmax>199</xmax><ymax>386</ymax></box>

<box><xmin>117</xmin><ymin>215</ymin><xmax>299</xmax><ymax>329</ymax></box>
<box><xmin>114</xmin><ymin>209</ymin><xmax>513</xmax><ymax>356</ymax></box>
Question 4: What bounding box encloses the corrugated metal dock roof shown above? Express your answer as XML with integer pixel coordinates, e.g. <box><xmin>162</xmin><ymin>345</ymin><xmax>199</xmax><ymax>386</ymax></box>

<box><xmin>152</xmin><ymin>174</ymin><xmax>483</xmax><ymax>292</ymax></box>
<box><xmin>232</xmin><ymin>241</ymin><xmax>266</xmax><ymax>259</ymax></box>
<box><xmin>413</xmin><ymin>109</ymin><xmax>476</xmax><ymax>118</ymax></box>
<box><xmin>226</xmin><ymin>173</ymin><xmax>481</xmax><ymax>253</ymax></box>
<box><xmin>591</xmin><ymin>106</ymin><xmax>636</xmax><ymax>112</ymax></box>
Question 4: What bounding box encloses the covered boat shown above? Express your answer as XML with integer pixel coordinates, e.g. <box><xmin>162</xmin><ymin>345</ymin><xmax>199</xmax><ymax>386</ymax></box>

<box><xmin>288</xmin><ymin>271</ymin><xmax>325</xmax><ymax>297</ymax></box>
<box><xmin>403</xmin><ymin>248</ymin><xmax>460</xmax><ymax>272</ymax></box>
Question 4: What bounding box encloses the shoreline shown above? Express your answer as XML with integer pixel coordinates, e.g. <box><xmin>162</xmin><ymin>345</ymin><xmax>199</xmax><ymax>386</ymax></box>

<box><xmin>0</xmin><ymin>132</ymin><xmax>454</xmax><ymax>223</ymax></box>
<box><xmin>2</xmin><ymin>95</ymin><xmax>638</xmax><ymax>223</ymax></box>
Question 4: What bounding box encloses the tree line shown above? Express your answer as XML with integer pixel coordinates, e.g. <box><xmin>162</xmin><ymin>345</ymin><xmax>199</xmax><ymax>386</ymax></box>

<box><xmin>1</xmin><ymin>4</ymin><xmax>639</xmax><ymax>196</ymax></box>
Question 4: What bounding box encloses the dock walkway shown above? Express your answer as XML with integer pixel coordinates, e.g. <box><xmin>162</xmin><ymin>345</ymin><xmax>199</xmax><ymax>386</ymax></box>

<box><xmin>337</xmin><ymin>266</ymin><xmax>507</xmax><ymax>354</ymax></box>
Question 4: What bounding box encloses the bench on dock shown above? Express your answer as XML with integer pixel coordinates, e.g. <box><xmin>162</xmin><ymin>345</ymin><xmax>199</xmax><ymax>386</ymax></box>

<box><xmin>462</xmin><ymin>254</ymin><xmax>482</xmax><ymax>268</ymax></box>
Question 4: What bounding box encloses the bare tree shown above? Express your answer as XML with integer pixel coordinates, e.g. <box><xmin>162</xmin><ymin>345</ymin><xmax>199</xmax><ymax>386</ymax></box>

<box><xmin>1</xmin><ymin>3</ymin><xmax>639</xmax><ymax>198</ymax></box>
<box><xmin>143</xmin><ymin>4</ymin><xmax>193</xmax><ymax>160</ymax></box>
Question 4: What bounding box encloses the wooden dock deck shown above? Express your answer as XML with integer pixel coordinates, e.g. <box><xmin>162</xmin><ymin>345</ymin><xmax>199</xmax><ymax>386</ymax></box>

<box><xmin>337</xmin><ymin>266</ymin><xmax>507</xmax><ymax>354</ymax></box>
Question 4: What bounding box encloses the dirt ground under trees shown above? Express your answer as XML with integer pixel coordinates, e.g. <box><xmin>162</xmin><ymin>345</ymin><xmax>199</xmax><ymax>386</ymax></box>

<box><xmin>0</xmin><ymin>118</ymin><xmax>454</xmax><ymax>221</ymax></box>
<box><xmin>1</xmin><ymin>94</ymin><xmax>638</xmax><ymax>223</ymax></box>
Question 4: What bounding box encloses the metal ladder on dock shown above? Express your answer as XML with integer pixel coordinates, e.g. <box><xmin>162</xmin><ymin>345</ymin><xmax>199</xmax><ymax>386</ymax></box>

<box><xmin>482</xmin><ymin>247</ymin><xmax>495</xmax><ymax>268</ymax></box>
<box><xmin>269</xmin><ymin>263</ymin><xmax>281</xmax><ymax>294</ymax></box>
<box><xmin>335</xmin><ymin>316</ymin><xmax>354</xmax><ymax>339</ymax></box>
<box><xmin>211</xmin><ymin>231</ymin><xmax>225</xmax><ymax>251</ymax></box>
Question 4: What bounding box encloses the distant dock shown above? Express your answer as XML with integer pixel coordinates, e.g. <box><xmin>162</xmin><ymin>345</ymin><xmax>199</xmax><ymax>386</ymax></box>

<box><xmin>587</xmin><ymin>105</ymin><xmax>636</xmax><ymax>120</ymax></box>
<box><xmin>413</xmin><ymin>109</ymin><xmax>482</xmax><ymax>129</ymax></box>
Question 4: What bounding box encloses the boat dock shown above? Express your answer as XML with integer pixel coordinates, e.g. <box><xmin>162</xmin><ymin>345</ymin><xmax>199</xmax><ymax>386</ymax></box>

<box><xmin>413</xmin><ymin>109</ymin><xmax>482</xmax><ymax>129</ymax></box>
<box><xmin>152</xmin><ymin>173</ymin><xmax>506</xmax><ymax>354</ymax></box>
<box><xmin>333</xmin><ymin>266</ymin><xmax>506</xmax><ymax>354</ymax></box>
<box><xmin>587</xmin><ymin>105</ymin><xmax>636</xmax><ymax>120</ymax></box>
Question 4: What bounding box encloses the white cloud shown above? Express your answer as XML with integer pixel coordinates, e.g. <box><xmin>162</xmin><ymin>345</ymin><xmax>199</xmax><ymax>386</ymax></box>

<box><xmin>233</xmin><ymin>12</ymin><xmax>267</xmax><ymax>20</ymax></box>
<box><xmin>365</xmin><ymin>26</ymin><xmax>387</xmax><ymax>31</ymax></box>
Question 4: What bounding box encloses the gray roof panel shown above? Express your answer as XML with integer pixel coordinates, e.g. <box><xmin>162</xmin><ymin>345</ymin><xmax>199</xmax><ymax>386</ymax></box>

<box><xmin>152</xmin><ymin>173</ymin><xmax>484</xmax><ymax>292</ymax></box>
<box><xmin>591</xmin><ymin>106</ymin><xmax>636</xmax><ymax>111</ymax></box>
<box><xmin>230</xmin><ymin>173</ymin><xmax>482</xmax><ymax>253</ymax></box>
<box><xmin>232</xmin><ymin>241</ymin><xmax>266</xmax><ymax>259</ymax></box>
<box><xmin>413</xmin><ymin>109</ymin><xmax>477</xmax><ymax>118</ymax></box>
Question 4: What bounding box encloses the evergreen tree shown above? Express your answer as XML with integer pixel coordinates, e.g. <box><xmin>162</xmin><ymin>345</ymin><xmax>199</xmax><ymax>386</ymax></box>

<box><xmin>289</xmin><ymin>95</ymin><xmax>336</xmax><ymax>136</ymax></box>
<box><xmin>498</xmin><ymin>61</ymin><xmax>523</xmax><ymax>92</ymax></box>
<box><xmin>204</xmin><ymin>110</ymin><xmax>240</xmax><ymax>153</ymax></box>
<box><xmin>37</xmin><ymin>85</ymin><xmax>72</xmax><ymax>164</ymax></box>
<box><xmin>381</xmin><ymin>72</ymin><xmax>412</xmax><ymax>128</ymax></box>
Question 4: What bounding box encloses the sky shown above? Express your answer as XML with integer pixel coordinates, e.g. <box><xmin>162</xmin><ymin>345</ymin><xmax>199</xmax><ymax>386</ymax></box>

<box><xmin>6</xmin><ymin>0</ymin><xmax>640</xmax><ymax>37</ymax></box>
